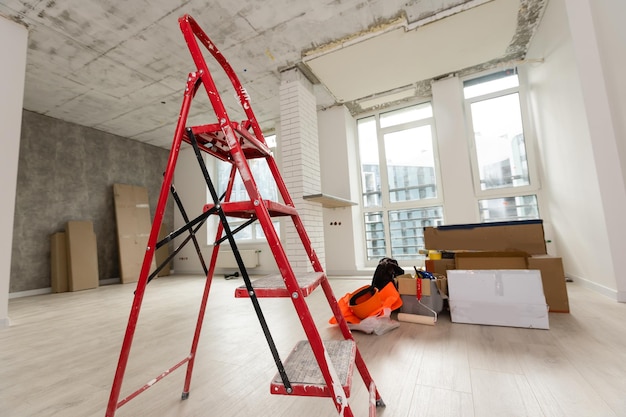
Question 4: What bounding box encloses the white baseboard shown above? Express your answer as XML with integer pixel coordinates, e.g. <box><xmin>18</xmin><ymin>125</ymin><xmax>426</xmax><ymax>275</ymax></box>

<box><xmin>568</xmin><ymin>273</ymin><xmax>619</xmax><ymax>301</ymax></box>
<box><xmin>9</xmin><ymin>287</ymin><xmax>51</xmax><ymax>299</ymax></box>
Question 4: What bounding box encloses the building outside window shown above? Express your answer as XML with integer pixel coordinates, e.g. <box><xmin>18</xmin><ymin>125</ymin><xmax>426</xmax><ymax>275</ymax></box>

<box><xmin>357</xmin><ymin>103</ymin><xmax>443</xmax><ymax>262</ymax></box>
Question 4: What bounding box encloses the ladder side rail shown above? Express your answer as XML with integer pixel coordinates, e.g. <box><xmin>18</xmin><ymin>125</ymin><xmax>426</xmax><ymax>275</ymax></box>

<box><xmin>105</xmin><ymin>73</ymin><xmax>201</xmax><ymax>417</ymax></box>
<box><xmin>180</xmin><ymin>14</ymin><xmax>267</xmax><ymax>149</ymax></box>
<box><xmin>186</xmin><ymin>129</ymin><xmax>293</xmax><ymax>393</ymax></box>
<box><xmin>179</xmin><ymin>16</ymin><xmax>235</xmax><ymax>142</ymax></box>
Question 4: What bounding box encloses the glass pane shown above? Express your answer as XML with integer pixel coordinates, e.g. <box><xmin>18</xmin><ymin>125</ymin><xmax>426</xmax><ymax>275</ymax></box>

<box><xmin>358</xmin><ymin>117</ymin><xmax>381</xmax><ymax>208</ymax></box>
<box><xmin>470</xmin><ymin>93</ymin><xmax>529</xmax><ymax>191</ymax></box>
<box><xmin>384</xmin><ymin>125</ymin><xmax>437</xmax><ymax>202</ymax></box>
<box><xmin>380</xmin><ymin>103</ymin><xmax>433</xmax><ymax>128</ymax></box>
<box><xmin>388</xmin><ymin>207</ymin><xmax>443</xmax><ymax>260</ymax></box>
<box><xmin>364</xmin><ymin>212</ymin><xmax>386</xmax><ymax>260</ymax></box>
<box><xmin>478</xmin><ymin>195</ymin><xmax>539</xmax><ymax>223</ymax></box>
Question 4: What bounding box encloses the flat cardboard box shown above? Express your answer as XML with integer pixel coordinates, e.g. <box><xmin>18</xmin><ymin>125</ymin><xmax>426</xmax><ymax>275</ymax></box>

<box><xmin>50</xmin><ymin>232</ymin><xmax>68</xmax><ymax>293</ymax></box>
<box><xmin>424</xmin><ymin>220</ymin><xmax>547</xmax><ymax>255</ymax></box>
<box><xmin>458</xmin><ymin>254</ymin><xmax>570</xmax><ymax>313</ymax></box>
<box><xmin>528</xmin><ymin>256</ymin><xmax>570</xmax><ymax>313</ymax></box>
<box><xmin>113</xmin><ymin>183</ymin><xmax>156</xmax><ymax>283</ymax></box>
<box><xmin>155</xmin><ymin>227</ymin><xmax>171</xmax><ymax>277</ymax></box>
<box><xmin>448</xmin><ymin>269</ymin><xmax>549</xmax><ymax>329</ymax></box>
<box><xmin>66</xmin><ymin>221</ymin><xmax>99</xmax><ymax>292</ymax></box>
<box><xmin>455</xmin><ymin>251</ymin><xmax>529</xmax><ymax>270</ymax></box>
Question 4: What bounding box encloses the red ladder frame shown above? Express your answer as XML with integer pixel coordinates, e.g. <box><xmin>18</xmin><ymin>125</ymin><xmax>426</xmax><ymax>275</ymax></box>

<box><xmin>105</xmin><ymin>14</ymin><xmax>384</xmax><ymax>417</ymax></box>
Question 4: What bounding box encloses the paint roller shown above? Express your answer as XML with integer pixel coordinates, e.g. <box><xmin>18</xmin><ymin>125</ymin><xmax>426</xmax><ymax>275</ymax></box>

<box><xmin>397</xmin><ymin>266</ymin><xmax>438</xmax><ymax>326</ymax></box>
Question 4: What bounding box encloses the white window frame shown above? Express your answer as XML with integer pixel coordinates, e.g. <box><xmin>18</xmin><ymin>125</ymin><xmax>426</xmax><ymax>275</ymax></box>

<box><xmin>356</xmin><ymin>101</ymin><xmax>444</xmax><ymax>266</ymax></box>
<box><xmin>208</xmin><ymin>134</ymin><xmax>280</xmax><ymax>244</ymax></box>
<box><xmin>463</xmin><ymin>69</ymin><xmax>541</xmax><ymax>199</ymax></box>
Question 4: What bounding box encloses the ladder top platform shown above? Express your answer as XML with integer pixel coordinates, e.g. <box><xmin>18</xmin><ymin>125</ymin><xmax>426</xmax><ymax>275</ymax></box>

<box><xmin>203</xmin><ymin>200</ymin><xmax>298</xmax><ymax>219</ymax></box>
<box><xmin>235</xmin><ymin>271</ymin><xmax>325</xmax><ymax>298</ymax></box>
<box><xmin>183</xmin><ymin>121</ymin><xmax>271</xmax><ymax>161</ymax></box>
<box><xmin>271</xmin><ymin>340</ymin><xmax>356</xmax><ymax>398</ymax></box>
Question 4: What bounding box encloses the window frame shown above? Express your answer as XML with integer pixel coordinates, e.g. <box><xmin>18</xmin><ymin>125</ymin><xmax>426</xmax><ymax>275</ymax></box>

<box><xmin>356</xmin><ymin>100</ymin><xmax>444</xmax><ymax>266</ymax></box>
<box><xmin>463</xmin><ymin>69</ymin><xmax>541</xmax><ymax>199</ymax></box>
<box><xmin>208</xmin><ymin>133</ymin><xmax>280</xmax><ymax>244</ymax></box>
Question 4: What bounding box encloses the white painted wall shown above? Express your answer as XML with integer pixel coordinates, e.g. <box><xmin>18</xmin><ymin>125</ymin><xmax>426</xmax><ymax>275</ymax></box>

<box><xmin>525</xmin><ymin>0</ymin><xmax>625</xmax><ymax>299</ymax></box>
<box><xmin>431</xmin><ymin>76</ymin><xmax>477</xmax><ymax>224</ymax></box>
<box><xmin>318</xmin><ymin>106</ymin><xmax>362</xmax><ymax>275</ymax></box>
<box><xmin>0</xmin><ymin>17</ymin><xmax>28</xmax><ymax>327</ymax></box>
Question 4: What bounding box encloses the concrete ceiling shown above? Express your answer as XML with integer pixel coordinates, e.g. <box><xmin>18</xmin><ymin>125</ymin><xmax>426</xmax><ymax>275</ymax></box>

<box><xmin>1</xmin><ymin>0</ymin><xmax>547</xmax><ymax>148</ymax></box>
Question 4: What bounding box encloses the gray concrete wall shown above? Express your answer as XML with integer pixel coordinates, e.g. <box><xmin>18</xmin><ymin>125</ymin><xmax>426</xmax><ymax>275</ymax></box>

<box><xmin>10</xmin><ymin>110</ymin><xmax>174</xmax><ymax>293</ymax></box>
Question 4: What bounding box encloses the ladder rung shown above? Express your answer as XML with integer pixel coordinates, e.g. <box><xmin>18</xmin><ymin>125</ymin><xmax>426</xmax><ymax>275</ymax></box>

<box><xmin>203</xmin><ymin>200</ymin><xmax>298</xmax><ymax>219</ymax></box>
<box><xmin>184</xmin><ymin>121</ymin><xmax>271</xmax><ymax>160</ymax></box>
<box><xmin>234</xmin><ymin>272</ymin><xmax>325</xmax><ymax>298</ymax></box>
<box><xmin>270</xmin><ymin>340</ymin><xmax>356</xmax><ymax>398</ymax></box>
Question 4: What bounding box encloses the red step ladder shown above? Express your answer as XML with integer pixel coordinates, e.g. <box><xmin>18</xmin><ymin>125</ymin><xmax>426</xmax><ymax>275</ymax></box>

<box><xmin>105</xmin><ymin>14</ymin><xmax>384</xmax><ymax>417</ymax></box>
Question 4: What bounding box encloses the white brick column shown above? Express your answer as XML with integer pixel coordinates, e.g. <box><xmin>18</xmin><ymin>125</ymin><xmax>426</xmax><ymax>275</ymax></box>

<box><xmin>279</xmin><ymin>69</ymin><xmax>325</xmax><ymax>273</ymax></box>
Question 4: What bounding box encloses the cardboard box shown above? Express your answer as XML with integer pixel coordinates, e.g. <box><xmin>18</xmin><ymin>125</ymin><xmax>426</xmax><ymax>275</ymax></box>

<box><xmin>113</xmin><ymin>184</ymin><xmax>157</xmax><ymax>283</ymax></box>
<box><xmin>455</xmin><ymin>251</ymin><xmax>529</xmax><ymax>270</ymax></box>
<box><xmin>424</xmin><ymin>258</ymin><xmax>455</xmax><ymax>277</ymax></box>
<box><xmin>448</xmin><ymin>269</ymin><xmax>549</xmax><ymax>329</ymax></box>
<box><xmin>66</xmin><ymin>221</ymin><xmax>99</xmax><ymax>292</ymax></box>
<box><xmin>528</xmin><ymin>256</ymin><xmax>570</xmax><ymax>313</ymax></box>
<box><xmin>424</xmin><ymin>220</ymin><xmax>547</xmax><ymax>255</ymax></box>
<box><xmin>397</xmin><ymin>274</ymin><xmax>447</xmax><ymax>297</ymax></box>
<box><xmin>155</xmin><ymin>227</ymin><xmax>171</xmax><ymax>277</ymax></box>
<box><xmin>424</xmin><ymin>221</ymin><xmax>569</xmax><ymax>313</ymax></box>
<box><xmin>50</xmin><ymin>232</ymin><xmax>68</xmax><ymax>293</ymax></box>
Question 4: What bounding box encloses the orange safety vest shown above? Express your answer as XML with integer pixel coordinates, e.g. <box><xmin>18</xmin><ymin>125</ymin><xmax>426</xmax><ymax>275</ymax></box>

<box><xmin>329</xmin><ymin>282</ymin><xmax>402</xmax><ymax>325</ymax></box>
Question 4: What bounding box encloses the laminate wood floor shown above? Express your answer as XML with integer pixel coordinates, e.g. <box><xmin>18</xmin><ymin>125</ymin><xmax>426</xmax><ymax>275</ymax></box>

<box><xmin>1</xmin><ymin>275</ymin><xmax>625</xmax><ymax>417</ymax></box>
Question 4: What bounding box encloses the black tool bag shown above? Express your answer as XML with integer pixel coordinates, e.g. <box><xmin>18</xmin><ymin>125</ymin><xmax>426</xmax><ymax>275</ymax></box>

<box><xmin>371</xmin><ymin>257</ymin><xmax>404</xmax><ymax>290</ymax></box>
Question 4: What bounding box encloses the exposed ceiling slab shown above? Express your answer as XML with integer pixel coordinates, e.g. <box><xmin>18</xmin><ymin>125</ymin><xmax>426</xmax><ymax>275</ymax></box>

<box><xmin>0</xmin><ymin>0</ymin><xmax>547</xmax><ymax>148</ymax></box>
<box><xmin>304</xmin><ymin>0</ymin><xmax>518</xmax><ymax>103</ymax></box>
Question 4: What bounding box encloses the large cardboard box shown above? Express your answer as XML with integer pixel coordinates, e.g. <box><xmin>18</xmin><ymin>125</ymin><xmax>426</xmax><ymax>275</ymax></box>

<box><xmin>528</xmin><ymin>256</ymin><xmax>570</xmax><ymax>313</ymax></box>
<box><xmin>424</xmin><ymin>220</ymin><xmax>547</xmax><ymax>255</ymax></box>
<box><xmin>113</xmin><ymin>184</ymin><xmax>156</xmax><ymax>283</ymax></box>
<box><xmin>424</xmin><ymin>220</ymin><xmax>570</xmax><ymax>313</ymax></box>
<box><xmin>66</xmin><ymin>221</ymin><xmax>99</xmax><ymax>292</ymax></box>
<box><xmin>455</xmin><ymin>251</ymin><xmax>528</xmax><ymax>270</ymax></box>
<box><xmin>50</xmin><ymin>232</ymin><xmax>68</xmax><ymax>293</ymax></box>
<box><xmin>448</xmin><ymin>269</ymin><xmax>549</xmax><ymax>329</ymax></box>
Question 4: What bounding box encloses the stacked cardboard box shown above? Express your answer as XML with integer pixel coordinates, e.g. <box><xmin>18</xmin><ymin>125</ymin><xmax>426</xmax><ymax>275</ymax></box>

<box><xmin>50</xmin><ymin>221</ymin><xmax>99</xmax><ymax>292</ymax></box>
<box><xmin>423</xmin><ymin>220</ymin><xmax>569</xmax><ymax>313</ymax></box>
<box><xmin>396</xmin><ymin>274</ymin><xmax>446</xmax><ymax>316</ymax></box>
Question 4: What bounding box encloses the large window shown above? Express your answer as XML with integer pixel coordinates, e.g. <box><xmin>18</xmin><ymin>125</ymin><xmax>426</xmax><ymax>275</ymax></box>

<box><xmin>464</xmin><ymin>70</ymin><xmax>540</xmax><ymax>221</ymax></box>
<box><xmin>213</xmin><ymin>134</ymin><xmax>280</xmax><ymax>242</ymax></box>
<box><xmin>358</xmin><ymin>103</ymin><xmax>443</xmax><ymax>262</ymax></box>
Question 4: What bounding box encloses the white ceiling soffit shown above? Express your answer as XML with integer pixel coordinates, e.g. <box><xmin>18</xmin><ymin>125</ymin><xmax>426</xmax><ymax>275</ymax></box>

<box><xmin>303</xmin><ymin>0</ymin><xmax>519</xmax><ymax>103</ymax></box>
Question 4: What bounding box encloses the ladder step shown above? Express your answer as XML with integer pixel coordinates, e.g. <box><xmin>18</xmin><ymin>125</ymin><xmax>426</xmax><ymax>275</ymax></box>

<box><xmin>203</xmin><ymin>200</ymin><xmax>297</xmax><ymax>219</ymax></box>
<box><xmin>271</xmin><ymin>340</ymin><xmax>356</xmax><ymax>398</ymax></box>
<box><xmin>234</xmin><ymin>272</ymin><xmax>325</xmax><ymax>298</ymax></box>
<box><xmin>183</xmin><ymin>121</ymin><xmax>271</xmax><ymax>160</ymax></box>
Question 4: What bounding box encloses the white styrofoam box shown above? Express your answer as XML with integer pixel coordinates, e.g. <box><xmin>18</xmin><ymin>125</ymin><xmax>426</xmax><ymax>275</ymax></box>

<box><xmin>447</xmin><ymin>269</ymin><xmax>549</xmax><ymax>329</ymax></box>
